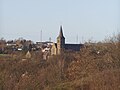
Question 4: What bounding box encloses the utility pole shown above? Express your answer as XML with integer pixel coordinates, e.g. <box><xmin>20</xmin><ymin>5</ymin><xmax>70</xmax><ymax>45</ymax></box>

<box><xmin>76</xmin><ymin>35</ymin><xmax>78</xmax><ymax>44</ymax></box>
<box><xmin>82</xmin><ymin>36</ymin><xmax>84</xmax><ymax>44</ymax></box>
<box><xmin>41</xmin><ymin>30</ymin><xmax>42</xmax><ymax>42</ymax></box>
<box><xmin>49</xmin><ymin>37</ymin><xmax>51</xmax><ymax>42</ymax></box>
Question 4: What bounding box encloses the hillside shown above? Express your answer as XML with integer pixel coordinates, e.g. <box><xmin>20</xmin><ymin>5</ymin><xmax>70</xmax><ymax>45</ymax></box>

<box><xmin>0</xmin><ymin>34</ymin><xmax>120</xmax><ymax>90</ymax></box>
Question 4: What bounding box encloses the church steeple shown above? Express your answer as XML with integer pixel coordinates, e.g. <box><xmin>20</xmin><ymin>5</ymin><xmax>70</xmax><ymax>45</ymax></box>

<box><xmin>58</xmin><ymin>26</ymin><xmax>64</xmax><ymax>38</ymax></box>
<box><xmin>57</xmin><ymin>26</ymin><xmax>65</xmax><ymax>54</ymax></box>
<box><xmin>59</xmin><ymin>26</ymin><xmax>64</xmax><ymax>37</ymax></box>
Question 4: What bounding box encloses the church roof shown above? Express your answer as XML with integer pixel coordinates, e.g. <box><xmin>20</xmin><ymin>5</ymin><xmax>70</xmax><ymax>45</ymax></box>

<box><xmin>64</xmin><ymin>44</ymin><xmax>83</xmax><ymax>51</ymax></box>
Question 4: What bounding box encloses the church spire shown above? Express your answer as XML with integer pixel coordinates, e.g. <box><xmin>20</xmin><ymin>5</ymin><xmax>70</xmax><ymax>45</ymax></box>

<box><xmin>59</xmin><ymin>25</ymin><xmax>64</xmax><ymax>37</ymax></box>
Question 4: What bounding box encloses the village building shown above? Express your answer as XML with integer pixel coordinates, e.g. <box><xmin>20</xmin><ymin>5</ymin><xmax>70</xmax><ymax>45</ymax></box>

<box><xmin>25</xmin><ymin>51</ymin><xmax>32</xmax><ymax>59</ymax></box>
<box><xmin>51</xmin><ymin>26</ymin><xmax>83</xmax><ymax>55</ymax></box>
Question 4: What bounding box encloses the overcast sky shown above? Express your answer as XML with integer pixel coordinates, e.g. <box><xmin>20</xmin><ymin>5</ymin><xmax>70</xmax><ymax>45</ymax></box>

<box><xmin>0</xmin><ymin>0</ymin><xmax>120</xmax><ymax>43</ymax></box>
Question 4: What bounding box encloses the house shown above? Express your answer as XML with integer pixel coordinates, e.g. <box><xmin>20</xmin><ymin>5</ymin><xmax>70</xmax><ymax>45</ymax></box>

<box><xmin>36</xmin><ymin>41</ymin><xmax>53</xmax><ymax>50</ymax></box>
<box><xmin>51</xmin><ymin>26</ymin><xmax>83</xmax><ymax>55</ymax></box>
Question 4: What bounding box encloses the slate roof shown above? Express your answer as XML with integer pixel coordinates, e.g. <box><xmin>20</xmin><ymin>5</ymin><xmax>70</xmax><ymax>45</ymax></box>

<box><xmin>64</xmin><ymin>44</ymin><xmax>83</xmax><ymax>51</ymax></box>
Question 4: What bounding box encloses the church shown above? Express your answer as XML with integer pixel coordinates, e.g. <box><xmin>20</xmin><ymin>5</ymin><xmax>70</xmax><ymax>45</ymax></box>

<box><xmin>51</xmin><ymin>26</ymin><xmax>83</xmax><ymax>55</ymax></box>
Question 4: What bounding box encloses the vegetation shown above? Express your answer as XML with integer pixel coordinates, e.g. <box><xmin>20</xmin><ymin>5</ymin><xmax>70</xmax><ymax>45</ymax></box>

<box><xmin>0</xmin><ymin>33</ymin><xmax>120</xmax><ymax>90</ymax></box>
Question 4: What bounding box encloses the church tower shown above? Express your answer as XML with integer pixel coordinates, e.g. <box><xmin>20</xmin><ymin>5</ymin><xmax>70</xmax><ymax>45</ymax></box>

<box><xmin>57</xmin><ymin>26</ymin><xmax>65</xmax><ymax>54</ymax></box>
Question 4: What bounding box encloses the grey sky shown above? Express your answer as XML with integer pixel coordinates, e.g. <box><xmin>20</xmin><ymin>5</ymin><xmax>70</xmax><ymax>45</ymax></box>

<box><xmin>0</xmin><ymin>0</ymin><xmax>120</xmax><ymax>43</ymax></box>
